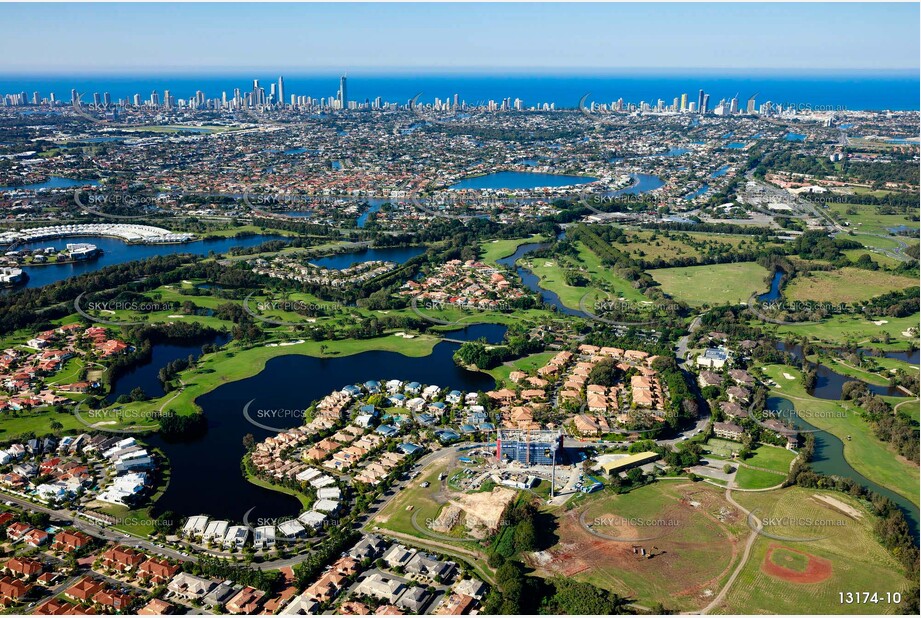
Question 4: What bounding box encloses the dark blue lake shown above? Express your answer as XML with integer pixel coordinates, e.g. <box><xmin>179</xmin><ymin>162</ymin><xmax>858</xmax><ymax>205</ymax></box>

<box><xmin>148</xmin><ymin>341</ymin><xmax>496</xmax><ymax>522</ymax></box>
<box><xmin>449</xmin><ymin>171</ymin><xmax>597</xmax><ymax>190</ymax></box>
<box><xmin>310</xmin><ymin>245</ymin><xmax>424</xmax><ymax>269</ymax></box>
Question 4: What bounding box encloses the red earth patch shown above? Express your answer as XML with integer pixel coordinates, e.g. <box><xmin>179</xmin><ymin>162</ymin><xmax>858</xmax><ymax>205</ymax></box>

<box><xmin>762</xmin><ymin>544</ymin><xmax>832</xmax><ymax>584</ymax></box>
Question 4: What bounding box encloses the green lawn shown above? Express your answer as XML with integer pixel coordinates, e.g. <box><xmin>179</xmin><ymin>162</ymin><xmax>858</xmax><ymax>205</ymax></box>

<box><xmin>761</xmin><ymin>364</ymin><xmax>919</xmax><ymax>507</ymax></box>
<box><xmin>0</xmin><ymin>409</ymin><xmax>87</xmax><ymax>441</ymax></box>
<box><xmin>733</xmin><ymin>466</ymin><xmax>786</xmax><ymax>489</ymax></box>
<box><xmin>649</xmin><ymin>262</ymin><xmax>771</xmax><ymax>307</ymax></box>
<box><xmin>484</xmin><ymin>351</ymin><xmax>557</xmax><ymax>387</ymax></box>
<box><xmin>743</xmin><ymin>445</ymin><xmax>796</xmax><ymax>473</ymax></box>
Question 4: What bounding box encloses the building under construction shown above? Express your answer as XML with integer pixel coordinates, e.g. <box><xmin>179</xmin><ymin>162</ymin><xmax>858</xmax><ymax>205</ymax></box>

<box><xmin>496</xmin><ymin>429</ymin><xmax>563</xmax><ymax>466</ymax></box>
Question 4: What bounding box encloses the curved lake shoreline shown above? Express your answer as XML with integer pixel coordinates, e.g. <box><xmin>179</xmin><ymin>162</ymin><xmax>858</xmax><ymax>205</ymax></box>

<box><xmin>147</xmin><ymin>338</ymin><xmax>496</xmax><ymax>522</ymax></box>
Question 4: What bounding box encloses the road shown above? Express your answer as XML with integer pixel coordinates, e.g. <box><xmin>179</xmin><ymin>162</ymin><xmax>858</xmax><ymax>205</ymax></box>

<box><xmin>1</xmin><ymin>490</ymin><xmax>193</xmax><ymax>564</ymax></box>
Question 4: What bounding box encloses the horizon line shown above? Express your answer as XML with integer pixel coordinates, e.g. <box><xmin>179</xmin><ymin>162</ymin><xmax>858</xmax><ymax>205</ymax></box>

<box><xmin>1</xmin><ymin>66</ymin><xmax>918</xmax><ymax>76</ymax></box>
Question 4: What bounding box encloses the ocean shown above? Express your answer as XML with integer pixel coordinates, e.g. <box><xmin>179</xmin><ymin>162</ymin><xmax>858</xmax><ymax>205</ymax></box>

<box><xmin>0</xmin><ymin>71</ymin><xmax>918</xmax><ymax>111</ymax></box>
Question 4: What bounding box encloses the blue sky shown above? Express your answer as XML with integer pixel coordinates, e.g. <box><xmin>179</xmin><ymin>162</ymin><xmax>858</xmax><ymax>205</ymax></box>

<box><xmin>1</xmin><ymin>2</ymin><xmax>918</xmax><ymax>73</ymax></box>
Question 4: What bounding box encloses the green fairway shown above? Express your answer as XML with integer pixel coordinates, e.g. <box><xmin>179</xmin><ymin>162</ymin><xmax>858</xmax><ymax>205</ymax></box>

<box><xmin>86</xmin><ymin>334</ymin><xmax>442</xmax><ymax>426</ymax></box>
<box><xmin>479</xmin><ymin>235</ymin><xmax>548</xmax><ymax>264</ymax></box>
<box><xmin>649</xmin><ymin>262</ymin><xmax>771</xmax><ymax>307</ymax></box>
<box><xmin>0</xmin><ymin>409</ymin><xmax>87</xmax><ymax>441</ymax></box>
<box><xmin>757</xmin><ymin>313</ymin><xmax>920</xmax><ymax>349</ymax></box>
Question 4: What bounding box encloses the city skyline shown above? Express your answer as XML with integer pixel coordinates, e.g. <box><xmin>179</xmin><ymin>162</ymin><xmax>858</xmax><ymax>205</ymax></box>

<box><xmin>1</xmin><ymin>2</ymin><xmax>919</xmax><ymax>73</ymax></box>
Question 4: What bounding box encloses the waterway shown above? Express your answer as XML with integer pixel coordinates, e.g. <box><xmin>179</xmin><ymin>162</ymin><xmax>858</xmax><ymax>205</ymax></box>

<box><xmin>147</xmin><ymin>341</ymin><xmax>496</xmax><ymax>522</ymax></box>
<box><xmin>757</xmin><ymin>270</ymin><xmax>784</xmax><ymax>303</ymax></box>
<box><xmin>439</xmin><ymin>323</ymin><xmax>508</xmax><ymax>344</ymax></box>
<box><xmin>0</xmin><ymin>176</ymin><xmax>99</xmax><ymax>192</ymax></box>
<box><xmin>448</xmin><ymin>171</ymin><xmax>597</xmax><ymax>190</ymax></box>
<box><xmin>8</xmin><ymin>234</ymin><xmax>289</xmax><ymax>290</ymax></box>
<box><xmin>767</xmin><ymin>396</ymin><xmax>918</xmax><ymax>537</ymax></box>
<box><xmin>496</xmin><ymin>241</ymin><xmax>585</xmax><ymax>317</ymax></box>
<box><xmin>684</xmin><ymin>184</ymin><xmax>710</xmax><ymax>200</ymax></box>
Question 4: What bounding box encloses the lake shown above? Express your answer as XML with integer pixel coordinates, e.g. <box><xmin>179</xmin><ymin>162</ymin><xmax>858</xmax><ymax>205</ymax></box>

<box><xmin>109</xmin><ymin>333</ymin><xmax>232</xmax><ymax>401</ymax></box>
<box><xmin>310</xmin><ymin>245</ymin><xmax>424</xmax><ymax>269</ymax></box>
<box><xmin>0</xmin><ymin>176</ymin><xmax>99</xmax><ymax>192</ymax></box>
<box><xmin>439</xmin><ymin>323</ymin><xmax>508</xmax><ymax>344</ymax></box>
<box><xmin>448</xmin><ymin>171</ymin><xmax>597</xmax><ymax>190</ymax></box>
<box><xmin>778</xmin><ymin>342</ymin><xmax>907</xmax><ymax>400</ymax></box>
<box><xmin>757</xmin><ymin>270</ymin><xmax>784</xmax><ymax>303</ymax></box>
<box><xmin>148</xmin><ymin>341</ymin><xmax>496</xmax><ymax>522</ymax></box>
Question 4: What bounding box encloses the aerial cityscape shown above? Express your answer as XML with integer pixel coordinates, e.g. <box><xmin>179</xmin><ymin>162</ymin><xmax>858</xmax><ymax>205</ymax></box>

<box><xmin>0</xmin><ymin>1</ymin><xmax>918</xmax><ymax>616</ymax></box>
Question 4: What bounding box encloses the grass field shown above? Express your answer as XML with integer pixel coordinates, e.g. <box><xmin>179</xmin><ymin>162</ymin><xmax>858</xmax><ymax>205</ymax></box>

<box><xmin>485</xmin><ymin>351</ymin><xmax>558</xmax><ymax>387</ymax></box>
<box><xmin>535</xmin><ymin>481</ymin><xmax>749</xmax><ymax>612</ymax></box>
<box><xmin>841</xmin><ymin>249</ymin><xmax>902</xmax><ymax>269</ymax></box>
<box><xmin>704</xmin><ymin>438</ymin><xmax>743</xmax><ymax>459</ymax></box>
<box><xmin>649</xmin><ymin>262</ymin><xmax>771</xmax><ymax>307</ymax></box>
<box><xmin>0</xmin><ymin>408</ymin><xmax>88</xmax><ymax>441</ymax></box>
<box><xmin>572</xmin><ymin>242</ymin><xmax>650</xmax><ymax>303</ymax></box>
<box><xmin>761</xmin><ymin>364</ymin><xmax>919</xmax><ymax>507</ymax></box>
<box><xmin>733</xmin><ymin>466</ymin><xmax>786</xmax><ymax>489</ymax></box>
<box><xmin>784</xmin><ymin>268</ymin><xmax>917</xmax><ymax>304</ymax></box>
<box><xmin>373</xmin><ymin>461</ymin><xmax>457</xmax><ymax>539</ymax></box>
<box><xmin>742</xmin><ymin>445</ymin><xmax>797</xmax><ymax>473</ymax></box>
<box><xmin>827</xmin><ymin>204</ymin><xmax>919</xmax><ymax>237</ymax></box>
<box><xmin>717</xmin><ymin>486</ymin><xmax>912</xmax><ymax>614</ymax></box>
<box><xmin>617</xmin><ymin>230</ymin><xmax>785</xmax><ymax>263</ymax></box>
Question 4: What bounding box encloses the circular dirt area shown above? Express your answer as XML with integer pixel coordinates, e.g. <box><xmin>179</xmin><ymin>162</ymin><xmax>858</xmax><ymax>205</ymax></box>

<box><xmin>762</xmin><ymin>544</ymin><xmax>832</xmax><ymax>584</ymax></box>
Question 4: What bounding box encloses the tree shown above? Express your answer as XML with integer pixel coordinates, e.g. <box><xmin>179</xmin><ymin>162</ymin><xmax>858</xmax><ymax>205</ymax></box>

<box><xmin>49</xmin><ymin>420</ymin><xmax>64</xmax><ymax>434</ymax></box>
<box><xmin>513</xmin><ymin>519</ymin><xmax>537</xmax><ymax>553</ymax></box>
<box><xmin>587</xmin><ymin>358</ymin><xmax>622</xmax><ymax>387</ymax></box>
<box><xmin>154</xmin><ymin>511</ymin><xmax>178</xmax><ymax>535</ymax></box>
<box><xmin>242</xmin><ymin>433</ymin><xmax>256</xmax><ymax>450</ymax></box>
